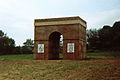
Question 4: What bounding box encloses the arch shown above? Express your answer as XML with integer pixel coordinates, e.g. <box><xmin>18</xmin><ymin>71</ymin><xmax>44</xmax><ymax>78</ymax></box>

<box><xmin>48</xmin><ymin>32</ymin><xmax>63</xmax><ymax>60</ymax></box>
<box><xmin>34</xmin><ymin>16</ymin><xmax>87</xmax><ymax>60</ymax></box>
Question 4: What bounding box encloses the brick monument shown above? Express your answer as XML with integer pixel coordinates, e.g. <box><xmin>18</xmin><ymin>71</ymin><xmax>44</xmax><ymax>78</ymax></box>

<box><xmin>34</xmin><ymin>16</ymin><xmax>87</xmax><ymax>60</ymax></box>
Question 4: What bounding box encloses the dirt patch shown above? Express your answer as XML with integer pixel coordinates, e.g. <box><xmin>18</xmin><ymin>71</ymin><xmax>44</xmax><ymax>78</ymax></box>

<box><xmin>0</xmin><ymin>59</ymin><xmax>120</xmax><ymax>80</ymax></box>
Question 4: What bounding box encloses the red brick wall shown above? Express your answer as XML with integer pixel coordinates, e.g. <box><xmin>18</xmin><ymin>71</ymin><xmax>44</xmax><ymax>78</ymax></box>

<box><xmin>34</xmin><ymin>17</ymin><xmax>86</xmax><ymax>60</ymax></box>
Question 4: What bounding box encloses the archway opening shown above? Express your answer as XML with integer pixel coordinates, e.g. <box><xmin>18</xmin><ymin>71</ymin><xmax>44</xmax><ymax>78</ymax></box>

<box><xmin>48</xmin><ymin>32</ymin><xmax>63</xmax><ymax>60</ymax></box>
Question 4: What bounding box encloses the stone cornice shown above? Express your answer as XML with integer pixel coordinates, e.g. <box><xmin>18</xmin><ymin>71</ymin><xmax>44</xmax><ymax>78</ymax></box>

<box><xmin>34</xmin><ymin>16</ymin><xmax>87</xmax><ymax>27</ymax></box>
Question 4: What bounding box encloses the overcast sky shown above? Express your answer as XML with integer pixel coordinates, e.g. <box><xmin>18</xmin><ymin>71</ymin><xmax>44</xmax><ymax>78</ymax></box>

<box><xmin>0</xmin><ymin>0</ymin><xmax>120</xmax><ymax>46</ymax></box>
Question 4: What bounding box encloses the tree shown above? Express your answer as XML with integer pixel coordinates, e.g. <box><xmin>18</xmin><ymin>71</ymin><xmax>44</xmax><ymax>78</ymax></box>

<box><xmin>23</xmin><ymin>39</ymin><xmax>34</xmax><ymax>47</ymax></box>
<box><xmin>99</xmin><ymin>25</ymin><xmax>112</xmax><ymax>50</ymax></box>
<box><xmin>87</xmin><ymin>29</ymin><xmax>100</xmax><ymax>50</ymax></box>
<box><xmin>0</xmin><ymin>30</ymin><xmax>15</xmax><ymax>54</ymax></box>
<box><xmin>22</xmin><ymin>39</ymin><xmax>34</xmax><ymax>54</ymax></box>
<box><xmin>14</xmin><ymin>46</ymin><xmax>22</xmax><ymax>54</ymax></box>
<box><xmin>0</xmin><ymin>30</ymin><xmax>4</xmax><ymax>38</ymax></box>
<box><xmin>112</xmin><ymin>21</ymin><xmax>120</xmax><ymax>50</ymax></box>
<box><xmin>87</xmin><ymin>21</ymin><xmax>120</xmax><ymax>51</ymax></box>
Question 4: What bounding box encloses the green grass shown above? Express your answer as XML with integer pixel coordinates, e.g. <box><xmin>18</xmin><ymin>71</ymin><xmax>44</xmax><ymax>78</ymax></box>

<box><xmin>0</xmin><ymin>54</ymin><xmax>33</xmax><ymax>62</ymax></box>
<box><xmin>0</xmin><ymin>52</ymin><xmax>120</xmax><ymax>80</ymax></box>
<box><xmin>87</xmin><ymin>51</ymin><xmax>120</xmax><ymax>58</ymax></box>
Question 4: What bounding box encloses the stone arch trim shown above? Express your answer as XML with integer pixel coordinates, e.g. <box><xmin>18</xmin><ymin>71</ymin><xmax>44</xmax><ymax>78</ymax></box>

<box><xmin>48</xmin><ymin>31</ymin><xmax>63</xmax><ymax>39</ymax></box>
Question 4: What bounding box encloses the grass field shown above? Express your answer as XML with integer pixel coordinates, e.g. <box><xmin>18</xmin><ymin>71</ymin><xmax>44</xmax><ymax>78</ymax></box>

<box><xmin>0</xmin><ymin>52</ymin><xmax>120</xmax><ymax>80</ymax></box>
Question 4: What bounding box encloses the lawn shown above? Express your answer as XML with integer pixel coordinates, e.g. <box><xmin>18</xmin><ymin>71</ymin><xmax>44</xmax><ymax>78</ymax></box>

<box><xmin>0</xmin><ymin>52</ymin><xmax>120</xmax><ymax>80</ymax></box>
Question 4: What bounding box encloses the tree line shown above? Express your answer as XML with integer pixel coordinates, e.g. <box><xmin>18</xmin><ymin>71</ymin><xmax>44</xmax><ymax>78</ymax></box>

<box><xmin>87</xmin><ymin>21</ymin><xmax>120</xmax><ymax>51</ymax></box>
<box><xmin>0</xmin><ymin>21</ymin><xmax>120</xmax><ymax>55</ymax></box>
<box><xmin>0</xmin><ymin>30</ymin><xmax>33</xmax><ymax>55</ymax></box>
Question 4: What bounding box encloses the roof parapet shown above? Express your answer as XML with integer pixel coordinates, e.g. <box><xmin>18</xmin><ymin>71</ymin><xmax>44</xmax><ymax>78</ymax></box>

<box><xmin>34</xmin><ymin>16</ymin><xmax>87</xmax><ymax>27</ymax></box>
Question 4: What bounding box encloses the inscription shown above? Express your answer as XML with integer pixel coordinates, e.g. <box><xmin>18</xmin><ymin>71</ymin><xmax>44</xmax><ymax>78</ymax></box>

<box><xmin>67</xmin><ymin>43</ymin><xmax>75</xmax><ymax>53</ymax></box>
<box><xmin>38</xmin><ymin>44</ymin><xmax>44</xmax><ymax>53</ymax></box>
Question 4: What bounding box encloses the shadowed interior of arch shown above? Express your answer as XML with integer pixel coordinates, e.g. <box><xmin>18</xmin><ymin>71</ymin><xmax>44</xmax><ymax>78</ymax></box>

<box><xmin>48</xmin><ymin>32</ymin><xmax>63</xmax><ymax>60</ymax></box>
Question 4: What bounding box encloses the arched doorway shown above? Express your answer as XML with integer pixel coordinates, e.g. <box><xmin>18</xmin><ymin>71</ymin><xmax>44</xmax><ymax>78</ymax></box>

<box><xmin>48</xmin><ymin>32</ymin><xmax>63</xmax><ymax>60</ymax></box>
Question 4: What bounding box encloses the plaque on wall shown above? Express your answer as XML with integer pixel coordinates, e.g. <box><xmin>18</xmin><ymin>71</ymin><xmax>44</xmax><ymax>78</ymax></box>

<box><xmin>67</xmin><ymin>43</ymin><xmax>75</xmax><ymax>53</ymax></box>
<box><xmin>38</xmin><ymin>44</ymin><xmax>44</xmax><ymax>53</ymax></box>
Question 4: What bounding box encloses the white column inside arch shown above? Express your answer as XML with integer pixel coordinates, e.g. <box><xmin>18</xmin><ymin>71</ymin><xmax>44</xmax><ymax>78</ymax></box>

<box><xmin>60</xmin><ymin>35</ymin><xmax>63</xmax><ymax>46</ymax></box>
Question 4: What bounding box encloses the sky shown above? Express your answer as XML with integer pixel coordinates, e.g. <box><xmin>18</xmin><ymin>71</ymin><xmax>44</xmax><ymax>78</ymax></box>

<box><xmin>0</xmin><ymin>0</ymin><xmax>120</xmax><ymax>46</ymax></box>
